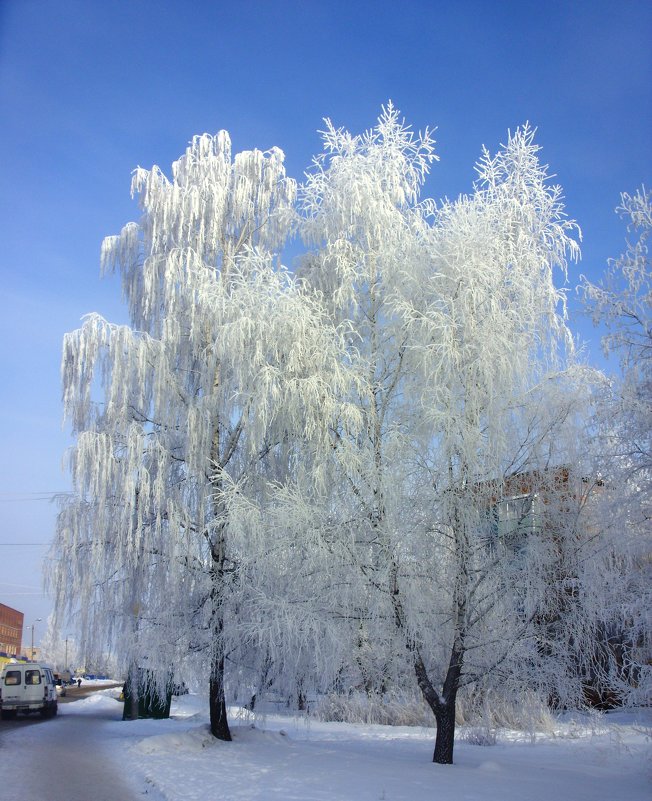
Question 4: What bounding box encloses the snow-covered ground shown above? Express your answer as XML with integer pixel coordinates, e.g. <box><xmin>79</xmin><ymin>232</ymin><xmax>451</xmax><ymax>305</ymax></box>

<box><xmin>0</xmin><ymin>689</ymin><xmax>649</xmax><ymax>801</ymax></box>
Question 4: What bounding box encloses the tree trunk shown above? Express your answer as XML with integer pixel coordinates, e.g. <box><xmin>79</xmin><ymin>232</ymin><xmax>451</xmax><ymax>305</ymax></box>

<box><xmin>297</xmin><ymin>684</ymin><xmax>306</xmax><ymax>711</ymax></box>
<box><xmin>395</xmin><ymin>566</ymin><xmax>463</xmax><ymax>765</ymax></box>
<box><xmin>433</xmin><ymin>697</ymin><xmax>457</xmax><ymax>764</ymax></box>
<box><xmin>414</xmin><ymin>654</ymin><xmax>459</xmax><ymax>764</ymax></box>
<box><xmin>209</xmin><ymin>650</ymin><xmax>232</xmax><ymax>741</ymax></box>
<box><xmin>208</xmin><ymin>546</ymin><xmax>231</xmax><ymax>740</ymax></box>
<box><xmin>129</xmin><ymin>673</ymin><xmax>139</xmax><ymax>721</ymax></box>
<box><xmin>208</xmin><ymin>411</ymin><xmax>232</xmax><ymax>741</ymax></box>
<box><xmin>123</xmin><ymin>663</ymin><xmax>139</xmax><ymax>721</ymax></box>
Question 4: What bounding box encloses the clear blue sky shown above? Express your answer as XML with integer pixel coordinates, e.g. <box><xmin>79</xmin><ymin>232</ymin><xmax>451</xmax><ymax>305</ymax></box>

<box><xmin>1</xmin><ymin>0</ymin><xmax>650</xmax><ymax>645</ymax></box>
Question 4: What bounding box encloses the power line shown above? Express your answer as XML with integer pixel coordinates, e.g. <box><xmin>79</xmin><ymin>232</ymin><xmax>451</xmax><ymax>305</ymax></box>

<box><xmin>0</xmin><ymin>582</ymin><xmax>45</xmax><ymax>590</ymax></box>
<box><xmin>0</xmin><ymin>492</ymin><xmax>72</xmax><ymax>502</ymax></box>
<box><xmin>0</xmin><ymin>491</ymin><xmax>70</xmax><ymax>494</ymax></box>
<box><xmin>0</xmin><ymin>543</ymin><xmax>51</xmax><ymax>546</ymax></box>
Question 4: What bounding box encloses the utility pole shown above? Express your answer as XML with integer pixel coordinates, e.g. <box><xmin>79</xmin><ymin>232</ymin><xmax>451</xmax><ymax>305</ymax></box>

<box><xmin>30</xmin><ymin>618</ymin><xmax>42</xmax><ymax>661</ymax></box>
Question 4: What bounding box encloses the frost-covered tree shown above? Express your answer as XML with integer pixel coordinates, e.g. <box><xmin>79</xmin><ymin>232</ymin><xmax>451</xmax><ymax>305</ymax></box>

<box><xmin>395</xmin><ymin>127</ymin><xmax>585</xmax><ymax>762</ymax></box>
<box><xmin>49</xmin><ymin>108</ymin><xmax>641</xmax><ymax>765</ymax></box>
<box><xmin>580</xmin><ymin>188</ymin><xmax>652</xmax><ymax>703</ymax></box>
<box><xmin>582</xmin><ymin>187</ymin><xmax>651</xmax><ymax>496</ymax></box>
<box><xmin>40</xmin><ymin>620</ymin><xmax>79</xmax><ymax>673</ymax></box>
<box><xmin>297</xmin><ymin>109</ymin><xmax>593</xmax><ymax>763</ymax></box>
<box><xmin>49</xmin><ymin>132</ymin><xmax>352</xmax><ymax>739</ymax></box>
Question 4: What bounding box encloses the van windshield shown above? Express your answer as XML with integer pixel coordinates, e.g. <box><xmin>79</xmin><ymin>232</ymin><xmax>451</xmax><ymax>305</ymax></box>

<box><xmin>4</xmin><ymin>670</ymin><xmax>21</xmax><ymax>685</ymax></box>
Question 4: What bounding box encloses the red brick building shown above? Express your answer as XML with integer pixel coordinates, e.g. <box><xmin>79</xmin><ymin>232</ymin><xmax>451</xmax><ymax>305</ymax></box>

<box><xmin>0</xmin><ymin>603</ymin><xmax>24</xmax><ymax>656</ymax></box>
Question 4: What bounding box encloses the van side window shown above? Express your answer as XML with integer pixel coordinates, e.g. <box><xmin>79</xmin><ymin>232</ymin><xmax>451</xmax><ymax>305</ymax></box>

<box><xmin>25</xmin><ymin>669</ymin><xmax>41</xmax><ymax>685</ymax></box>
<box><xmin>4</xmin><ymin>670</ymin><xmax>21</xmax><ymax>685</ymax></box>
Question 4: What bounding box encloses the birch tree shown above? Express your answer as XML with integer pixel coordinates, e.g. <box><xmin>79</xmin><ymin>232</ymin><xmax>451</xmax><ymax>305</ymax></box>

<box><xmin>582</xmin><ymin>187</ymin><xmax>651</xmax><ymax>495</ymax></box>
<box><xmin>581</xmin><ymin>187</ymin><xmax>652</xmax><ymax>703</ymax></box>
<box><xmin>397</xmin><ymin>127</ymin><xmax>584</xmax><ymax>762</ymax></box>
<box><xmin>298</xmin><ymin>110</ymin><xmax>590</xmax><ymax>763</ymax></box>
<box><xmin>48</xmin><ymin>109</ymin><xmax>642</xmax><ymax>765</ymax></box>
<box><xmin>49</xmin><ymin>132</ymin><xmax>353</xmax><ymax>739</ymax></box>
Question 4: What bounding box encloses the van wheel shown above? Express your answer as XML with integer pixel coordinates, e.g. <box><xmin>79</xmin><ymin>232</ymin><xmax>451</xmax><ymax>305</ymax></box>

<box><xmin>52</xmin><ymin>701</ymin><xmax>58</xmax><ymax>716</ymax></box>
<box><xmin>1</xmin><ymin>709</ymin><xmax>16</xmax><ymax>720</ymax></box>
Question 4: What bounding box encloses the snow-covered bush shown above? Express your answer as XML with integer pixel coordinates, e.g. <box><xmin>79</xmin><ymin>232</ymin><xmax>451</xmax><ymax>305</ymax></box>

<box><xmin>455</xmin><ymin>689</ymin><xmax>555</xmax><ymax>734</ymax></box>
<box><xmin>313</xmin><ymin>691</ymin><xmax>434</xmax><ymax>728</ymax></box>
<box><xmin>457</xmin><ymin>726</ymin><xmax>498</xmax><ymax>746</ymax></box>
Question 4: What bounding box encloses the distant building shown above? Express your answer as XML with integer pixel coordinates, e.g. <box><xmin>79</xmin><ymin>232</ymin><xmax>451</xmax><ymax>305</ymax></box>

<box><xmin>0</xmin><ymin>603</ymin><xmax>24</xmax><ymax>659</ymax></box>
<box><xmin>478</xmin><ymin>468</ymin><xmax>643</xmax><ymax>708</ymax></box>
<box><xmin>479</xmin><ymin>467</ymin><xmax>604</xmax><ymax>557</ymax></box>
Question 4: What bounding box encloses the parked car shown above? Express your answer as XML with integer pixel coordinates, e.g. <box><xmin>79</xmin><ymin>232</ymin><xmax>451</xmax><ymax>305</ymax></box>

<box><xmin>0</xmin><ymin>662</ymin><xmax>58</xmax><ymax>719</ymax></box>
<box><xmin>52</xmin><ymin>673</ymin><xmax>67</xmax><ymax>697</ymax></box>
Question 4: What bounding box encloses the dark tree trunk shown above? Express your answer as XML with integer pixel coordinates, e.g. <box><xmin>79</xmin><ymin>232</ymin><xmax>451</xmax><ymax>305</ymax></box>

<box><xmin>390</xmin><ymin>530</ymin><xmax>465</xmax><ymax>766</ymax></box>
<box><xmin>209</xmin><ymin>651</ymin><xmax>232</xmax><ymax>741</ymax></box>
<box><xmin>207</xmin><ymin>491</ymin><xmax>231</xmax><ymax>740</ymax></box>
<box><xmin>123</xmin><ymin>663</ymin><xmax>139</xmax><ymax>721</ymax></box>
<box><xmin>414</xmin><ymin>657</ymin><xmax>459</xmax><ymax>764</ymax></box>
<box><xmin>433</xmin><ymin>697</ymin><xmax>457</xmax><ymax>764</ymax></box>
<box><xmin>208</xmin><ymin>570</ymin><xmax>231</xmax><ymax>741</ymax></box>
<box><xmin>412</xmin><ymin>634</ymin><xmax>463</xmax><ymax>764</ymax></box>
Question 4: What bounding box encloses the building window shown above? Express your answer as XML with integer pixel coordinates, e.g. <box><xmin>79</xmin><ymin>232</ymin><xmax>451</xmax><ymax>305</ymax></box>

<box><xmin>486</xmin><ymin>494</ymin><xmax>538</xmax><ymax>556</ymax></box>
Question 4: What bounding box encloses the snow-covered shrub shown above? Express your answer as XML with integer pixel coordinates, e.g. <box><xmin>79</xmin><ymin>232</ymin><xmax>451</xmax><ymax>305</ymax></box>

<box><xmin>455</xmin><ymin>689</ymin><xmax>556</xmax><ymax>735</ymax></box>
<box><xmin>629</xmin><ymin>665</ymin><xmax>652</xmax><ymax>708</ymax></box>
<box><xmin>312</xmin><ymin>691</ymin><xmax>434</xmax><ymax>727</ymax></box>
<box><xmin>313</xmin><ymin>688</ymin><xmax>557</xmax><ymax>737</ymax></box>
<box><xmin>458</xmin><ymin>726</ymin><xmax>497</xmax><ymax>746</ymax></box>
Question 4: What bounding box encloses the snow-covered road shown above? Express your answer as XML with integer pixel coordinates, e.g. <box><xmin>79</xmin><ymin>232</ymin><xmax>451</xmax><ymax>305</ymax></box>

<box><xmin>0</xmin><ymin>701</ymin><xmax>141</xmax><ymax>801</ymax></box>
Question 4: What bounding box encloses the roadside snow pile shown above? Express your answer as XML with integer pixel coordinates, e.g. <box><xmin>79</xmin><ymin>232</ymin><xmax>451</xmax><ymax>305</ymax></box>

<box><xmin>72</xmin><ymin>691</ymin><xmax>110</xmax><ymax>706</ymax></box>
<box><xmin>135</xmin><ymin>715</ymin><xmax>293</xmax><ymax>756</ymax></box>
<box><xmin>134</xmin><ymin>724</ymin><xmax>218</xmax><ymax>754</ymax></box>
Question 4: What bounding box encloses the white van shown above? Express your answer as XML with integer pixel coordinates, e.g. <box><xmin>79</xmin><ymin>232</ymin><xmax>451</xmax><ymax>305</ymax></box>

<box><xmin>0</xmin><ymin>663</ymin><xmax>58</xmax><ymax>719</ymax></box>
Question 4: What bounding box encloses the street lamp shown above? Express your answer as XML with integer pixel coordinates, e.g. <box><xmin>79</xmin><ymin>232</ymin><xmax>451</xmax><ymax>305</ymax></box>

<box><xmin>30</xmin><ymin>618</ymin><xmax>42</xmax><ymax>661</ymax></box>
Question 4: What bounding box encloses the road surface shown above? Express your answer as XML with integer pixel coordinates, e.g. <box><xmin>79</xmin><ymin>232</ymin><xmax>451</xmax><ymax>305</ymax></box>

<box><xmin>0</xmin><ymin>684</ymin><xmax>148</xmax><ymax>801</ymax></box>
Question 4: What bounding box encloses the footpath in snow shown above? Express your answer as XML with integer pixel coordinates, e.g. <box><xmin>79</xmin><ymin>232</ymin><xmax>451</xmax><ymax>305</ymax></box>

<box><xmin>0</xmin><ymin>688</ymin><xmax>649</xmax><ymax>801</ymax></box>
